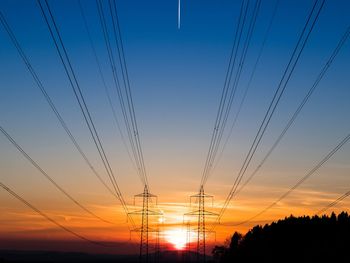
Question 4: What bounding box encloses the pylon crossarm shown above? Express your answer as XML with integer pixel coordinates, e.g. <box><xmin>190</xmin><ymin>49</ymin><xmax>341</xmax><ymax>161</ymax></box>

<box><xmin>129</xmin><ymin>209</ymin><xmax>161</xmax><ymax>216</ymax></box>
<box><xmin>134</xmin><ymin>192</ymin><xmax>157</xmax><ymax>198</ymax></box>
<box><xmin>148</xmin><ymin>192</ymin><xmax>157</xmax><ymax>198</ymax></box>
<box><xmin>190</xmin><ymin>193</ymin><xmax>213</xmax><ymax>198</ymax></box>
<box><xmin>128</xmin><ymin>210</ymin><xmax>144</xmax><ymax>215</ymax></box>
<box><xmin>185</xmin><ymin>210</ymin><xmax>218</xmax><ymax>216</ymax></box>
<box><xmin>146</xmin><ymin>209</ymin><xmax>163</xmax><ymax>215</ymax></box>
<box><xmin>190</xmin><ymin>193</ymin><xmax>214</xmax><ymax>207</ymax></box>
<box><xmin>184</xmin><ymin>210</ymin><xmax>201</xmax><ymax>216</ymax></box>
<box><xmin>202</xmin><ymin>210</ymin><xmax>219</xmax><ymax>216</ymax></box>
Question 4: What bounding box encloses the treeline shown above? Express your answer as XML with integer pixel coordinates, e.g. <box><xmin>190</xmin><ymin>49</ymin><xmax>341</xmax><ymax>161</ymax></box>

<box><xmin>212</xmin><ymin>212</ymin><xmax>350</xmax><ymax>262</ymax></box>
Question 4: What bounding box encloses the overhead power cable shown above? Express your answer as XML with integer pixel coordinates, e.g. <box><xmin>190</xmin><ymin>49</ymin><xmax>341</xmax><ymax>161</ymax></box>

<box><xmin>200</xmin><ymin>0</ymin><xmax>249</xmax><ymax>188</ymax></box>
<box><xmin>212</xmin><ymin>0</ymin><xmax>280</xmax><ymax>174</ymax></box>
<box><xmin>201</xmin><ymin>0</ymin><xmax>262</xmax><ymax>188</ymax></box>
<box><xmin>36</xmin><ymin>0</ymin><xmax>135</xmax><ymax>228</ymax></box>
<box><xmin>317</xmin><ymin>190</ymin><xmax>350</xmax><ymax>215</ymax></box>
<box><xmin>111</xmin><ymin>0</ymin><xmax>149</xmax><ymax>187</ymax></box>
<box><xmin>95</xmin><ymin>0</ymin><xmax>146</xmax><ymax>186</ymax></box>
<box><xmin>0</xmin><ymin>9</ymin><xmax>118</xmax><ymax>201</ymax></box>
<box><xmin>96</xmin><ymin>4</ymin><xmax>161</xmax><ymax>258</ymax></box>
<box><xmin>214</xmin><ymin>0</ymin><xmax>325</xmax><ymax>227</ymax></box>
<box><xmin>0</xmin><ymin>181</ymin><xmax>117</xmax><ymax>247</ymax></box>
<box><xmin>94</xmin><ymin>0</ymin><xmax>141</xmax><ymax>182</ymax></box>
<box><xmin>94</xmin><ymin>0</ymin><xmax>142</xmax><ymax>185</ymax></box>
<box><xmin>203</xmin><ymin>0</ymin><xmax>262</xmax><ymax>186</ymax></box>
<box><xmin>95</xmin><ymin>0</ymin><xmax>149</xmax><ymax>188</ymax></box>
<box><xmin>77</xmin><ymin>0</ymin><xmax>139</xmax><ymax>174</ymax></box>
<box><xmin>233</xmin><ymin>25</ymin><xmax>350</xmax><ymax>197</ymax></box>
<box><xmin>231</xmin><ymin>131</ymin><xmax>350</xmax><ymax>226</ymax></box>
<box><xmin>0</xmin><ymin>125</ymin><xmax>112</xmax><ymax>225</ymax></box>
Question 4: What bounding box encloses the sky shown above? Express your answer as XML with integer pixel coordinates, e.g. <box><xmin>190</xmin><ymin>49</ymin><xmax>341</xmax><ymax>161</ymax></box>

<box><xmin>0</xmin><ymin>0</ymin><xmax>350</xmax><ymax>255</ymax></box>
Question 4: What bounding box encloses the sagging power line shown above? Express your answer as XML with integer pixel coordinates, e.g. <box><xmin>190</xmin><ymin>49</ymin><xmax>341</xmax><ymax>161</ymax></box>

<box><xmin>234</xmin><ymin>25</ymin><xmax>350</xmax><ymax>198</ymax></box>
<box><xmin>0</xmin><ymin>125</ymin><xmax>112</xmax><ymax>225</ymax></box>
<box><xmin>36</xmin><ymin>0</ymin><xmax>135</xmax><ymax>228</ymax></box>
<box><xmin>0</xmin><ymin>181</ymin><xmax>117</xmax><ymax>248</ymax></box>
<box><xmin>0</xmin><ymin>9</ymin><xmax>119</xmax><ymax>202</ymax></box>
<box><xmin>211</xmin><ymin>0</ymin><xmax>280</xmax><ymax>174</ymax></box>
<box><xmin>318</xmin><ymin>190</ymin><xmax>350</xmax><ymax>215</ymax></box>
<box><xmin>188</xmin><ymin>1</ymin><xmax>262</xmax><ymax>260</ymax></box>
<box><xmin>213</xmin><ymin>0</ymin><xmax>325</xmax><ymax>228</ymax></box>
<box><xmin>77</xmin><ymin>0</ymin><xmax>139</xmax><ymax>175</ymax></box>
<box><xmin>95</xmin><ymin>1</ymin><xmax>161</xmax><ymax>261</ymax></box>
<box><xmin>232</xmin><ymin>131</ymin><xmax>350</xmax><ymax>226</ymax></box>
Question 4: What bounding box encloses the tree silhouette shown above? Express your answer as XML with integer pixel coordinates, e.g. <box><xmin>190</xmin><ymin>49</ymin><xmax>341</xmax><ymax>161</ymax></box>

<box><xmin>212</xmin><ymin>212</ymin><xmax>350</xmax><ymax>262</ymax></box>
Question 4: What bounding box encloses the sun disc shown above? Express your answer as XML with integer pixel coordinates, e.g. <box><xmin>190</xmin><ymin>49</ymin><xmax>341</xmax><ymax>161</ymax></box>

<box><xmin>164</xmin><ymin>229</ymin><xmax>187</xmax><ymax>250</ymax></box>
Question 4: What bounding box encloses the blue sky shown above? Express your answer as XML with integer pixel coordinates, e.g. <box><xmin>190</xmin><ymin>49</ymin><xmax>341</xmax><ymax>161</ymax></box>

<box><xmin>0</xmin><ymin>0</ymin><xmax>350</xmax><ymax>248</ymax></box>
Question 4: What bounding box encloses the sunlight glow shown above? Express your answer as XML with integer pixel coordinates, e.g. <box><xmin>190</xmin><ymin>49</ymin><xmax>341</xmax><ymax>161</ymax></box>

<box><xmin>164</xmin><ymin>228</ymin><xmax>187</xmax><ymax>250</ymax></box>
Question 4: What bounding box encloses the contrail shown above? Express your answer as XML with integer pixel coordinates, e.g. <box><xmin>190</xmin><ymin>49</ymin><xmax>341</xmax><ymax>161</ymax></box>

<box><xmin>178</xmin><ymin>0</ymin><xmax>181</xmax><ymax>29</ymax></box>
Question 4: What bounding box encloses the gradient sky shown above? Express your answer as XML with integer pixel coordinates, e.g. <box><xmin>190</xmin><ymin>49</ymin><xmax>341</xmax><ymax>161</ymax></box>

<box><xmin>1</xmin><ymin>0</ymin><xmax>350</xmax><ymax>254</ymax></box>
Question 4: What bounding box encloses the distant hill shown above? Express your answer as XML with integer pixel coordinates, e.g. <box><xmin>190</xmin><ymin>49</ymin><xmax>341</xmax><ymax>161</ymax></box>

<box><xmin>0</xmin><ymin>249</ymin><xmax>202</xmax><ymax>263</ymax></box>
<box><xmin>212</xmin><ymin>212</ymin><xmax>350</xmax><ymax>262</ymax></box>
<box><xmin>0</xmin><ymin>250</ymin><xmax>138</xmax><ymax>263</ymax></box>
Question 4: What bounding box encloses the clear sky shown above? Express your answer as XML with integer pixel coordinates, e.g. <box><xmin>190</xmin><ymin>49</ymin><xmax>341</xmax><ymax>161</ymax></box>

<box><xmin>0</xmin><ymin>0</ymin><xmax>350</xmax><ymax>254</ymax></box>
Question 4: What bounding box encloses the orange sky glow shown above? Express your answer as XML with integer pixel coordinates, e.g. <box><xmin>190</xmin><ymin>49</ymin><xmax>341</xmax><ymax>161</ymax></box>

<box><xmin>1</xmin><ymin>0</ymin><xmax>350</xmax><ymax>257</ymax></box>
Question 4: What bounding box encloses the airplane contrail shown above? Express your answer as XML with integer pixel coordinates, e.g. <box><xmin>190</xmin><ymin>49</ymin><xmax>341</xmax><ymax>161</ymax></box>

<box><xmin>178</xmin><ymin>0</ymin><xmax>181</xmax><ymax>29</ymax></box>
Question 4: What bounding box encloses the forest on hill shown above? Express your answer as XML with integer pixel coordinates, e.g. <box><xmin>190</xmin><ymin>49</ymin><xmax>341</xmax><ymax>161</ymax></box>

<box><xmin>212</xmin><ymin>212</ymin><xmax>350</xmax><ymax>262</ymax></box>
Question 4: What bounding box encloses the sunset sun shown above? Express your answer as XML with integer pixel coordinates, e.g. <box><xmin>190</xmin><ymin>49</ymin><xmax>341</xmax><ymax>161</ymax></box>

<box><xmin>164</xmin><ymin>229</ymin><xmax>188</xmax><ymax>250</ymax></box>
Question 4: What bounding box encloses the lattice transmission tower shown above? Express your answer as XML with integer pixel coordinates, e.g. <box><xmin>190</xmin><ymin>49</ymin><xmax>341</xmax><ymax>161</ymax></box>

<box><xmin>185</xmin><ymin>185</ymin><xmax>217</xmax><ymax>262</ymax></box>
<box><xmin>130</xmin><ymin>185</ymin><xmax>162</xmax><ymax>262</ymax></box>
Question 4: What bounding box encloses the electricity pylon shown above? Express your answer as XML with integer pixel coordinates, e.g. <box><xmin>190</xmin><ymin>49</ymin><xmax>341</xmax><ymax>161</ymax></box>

<box><xmin>154</xmin><ymin>225</ymin><xmax>161</xmax><ymax>263</ymax></box>
<box><xmin>183</xmin><ymin>221</ymin><xmax>192</xmax><ymax>262</ymax></box>
<box><xmin>129</xmin><ymin>185</ymin><xmax>162</xmax><ymax>263</ymax></box>
<box><xmin>185</xmin><ymin>185</ymin><xmax>218</xmax><ymax>263</ymax></box>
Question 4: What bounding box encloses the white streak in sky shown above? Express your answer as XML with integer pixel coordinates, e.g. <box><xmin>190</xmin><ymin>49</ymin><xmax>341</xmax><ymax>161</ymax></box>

<box><xmin>178</xmin><ymin>0</ymin><xmax>181</xmax><ymax>29</ymax></box>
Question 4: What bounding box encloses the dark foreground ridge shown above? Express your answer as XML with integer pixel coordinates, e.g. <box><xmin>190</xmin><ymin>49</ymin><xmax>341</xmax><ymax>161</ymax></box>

<box><xmin>0</xmin><ymin>250</ymin><xmax>200</xmax><ymax>263</ymax></box>
<box><xmin>213</xmin><ymin>211</ymin><xmax>350</xmax><ymax>262</ymax></box>
<box><xmin>0</xmin><ymin>250</ymin><xmax>138</xmax><ymax>263</ymax></box>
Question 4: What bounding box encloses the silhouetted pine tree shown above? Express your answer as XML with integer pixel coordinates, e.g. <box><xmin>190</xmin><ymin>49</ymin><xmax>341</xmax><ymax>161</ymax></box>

<box><xmin>212</xmin><ymin>212</ymin><xmax>350</xmax><ymax>263</ymax></box>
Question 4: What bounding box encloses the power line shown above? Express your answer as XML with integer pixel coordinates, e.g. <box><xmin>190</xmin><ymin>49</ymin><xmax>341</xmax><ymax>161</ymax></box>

<box><xmin>94</xmin><ymin>2</ymin><xmax>160</xmax><ymax>261</ymax></box>
<box><xmin>204</xmin><ymin>0</ymin><xmax>262</xmax><ymax>186</ymax></box>
<box><xmin>214</xmin><ymin>0</ymin><xmax>325</xmax><ymax>227</ymax></box>
<box><xmin>317</xmin><ymin>190</ymin><xmax>350</xmax><ymax>215</ymax></box>
<box><xmin>36</xmin><ymin>0</ymin><xmax>135</xmax><ymax>228</ymax></box>
<box><xmin>231</xmin><ymin>131</ymin><xmax>350</xmax><ymax>226</ymax></box>
<box><xmin>184</xmin><ymin>2</ymin><xmax>250</xmax><ymax>256</ymax></box>
<box><xmin>103</xmin><ymin>2</ymin><xmax>162</xmax><ymax>261</ymax></box>
<box><xmin>0</xmin><ymin>181</ymin><xmax>117</xmax><ymax>248</ymax></box>
<box><xmin>95</xmin><ymin>0</ymin><xmax>146</xmax><ymax>186</ymax></box>
<box><xmin>77</xmin><ymin>0</ymin><xmax>139</xmax><ymax>175</ymax></box>
<box><xmin>200</xmin><ymin>0</ymin><xmax>263</xmax><ymax>187</ymax></box>
<box><xmin>200</xmin><ymin>0</ymin><xmax>251</xmax><ymax>188</ymax></box>
<box><xmin>108</xmin><ymin>0</ymin><xmax>149</xmax><ymax>187</ymax></box>
<box><xmin>187</xmin><ymin>1</ymin><xmax>262</xmax><ymax>260</ymax></box>
<box><xmin>0</xmin><ymin>9</ymin><xmax>118</xmax><ymax>202</ymax></box>
<box><xmin>211</xmin><ymin>0</ymin><xmax>280</xmax><ymax>174</ymax></box>
<box><xmin>0</xmin><ymin>125</ymin><xmax>112</xmax><ymax>225</ymax></box>
<box><xmin>234</xmin><ymin>25</ymin><xmax>350</xmax><ymax>197</ymax></box>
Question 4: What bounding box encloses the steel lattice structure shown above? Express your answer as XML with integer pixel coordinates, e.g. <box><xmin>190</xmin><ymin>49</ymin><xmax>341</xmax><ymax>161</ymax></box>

<box><xmin>130</xmin><ymin>185</ymin><xmax>162</xmax><ymax>262</ymax></box>
<box><xmin>185</xmin><ymin>186</ymin><xmax>217</xmax><ymax>262</ymax></box>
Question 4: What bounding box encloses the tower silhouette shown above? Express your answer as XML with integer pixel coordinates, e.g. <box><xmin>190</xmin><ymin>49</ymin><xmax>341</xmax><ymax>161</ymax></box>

<box><xmin>185</xmin><ymin>185</ymin><xmax>217</xmax><ymax>262</ymax></box>
<box><xmin>130</xmin><ymin>185</ymin><xmax>162</xmax><ymax>262</ymax></box>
